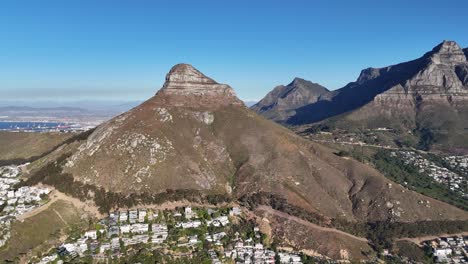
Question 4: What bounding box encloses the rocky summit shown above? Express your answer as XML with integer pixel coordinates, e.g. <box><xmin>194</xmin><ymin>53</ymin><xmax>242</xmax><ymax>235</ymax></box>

<box><xmin>156</xmin><ymin>63</ymin><xmax>244</xmax><ymax>107</ymax></box>
<box><xmin>251</xmin><ymin>78</ymin><xmax>331</xmax><ymax>122</ymax></box>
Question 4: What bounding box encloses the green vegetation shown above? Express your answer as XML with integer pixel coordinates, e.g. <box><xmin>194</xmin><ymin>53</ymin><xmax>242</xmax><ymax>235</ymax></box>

<box><xmin>372</xmin><ymin>150</ymin><xmax>468</xmax><ymax>210</ymax></box>
<box><xmin>417</xmin><ymin>127</ymin><xmax>435</xmax><ymax>150</ymax></box>
<box><xmin>239</xmin><ymin>192</ymin><xmax>328</xmax><ymax>226</ymax></box>
<box><xmin>22</xmin><ymin>153</ymin><xmax>231</xmax><ymax>214</ymax></box>
<box><xmin>239</xmin><ymin>192</ymin><xmax>468</xmax><ymax>252</ymax></box>
<box><xmin>364</xmin><ymin>221</ymin><xmax>468</xmax><ymax>251</ymax></box>
<box><xmin>393</xmin><ymin>241</ymin><xmax>435</xmax><ymax>263</ymax></box>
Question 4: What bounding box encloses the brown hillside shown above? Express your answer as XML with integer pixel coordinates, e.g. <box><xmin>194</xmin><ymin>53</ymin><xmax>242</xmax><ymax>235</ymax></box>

<box><xmin>0</xmin><ymin>131</ymin><xmax>72</xmax><ymax>160</ymax></box>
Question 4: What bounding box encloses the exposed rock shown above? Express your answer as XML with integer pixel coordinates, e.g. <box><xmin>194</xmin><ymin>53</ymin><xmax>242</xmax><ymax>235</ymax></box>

<box><xmin>193</xmin><ymin>111</ymin><xmax>214</xmax><ymax>125</ymax></box>
<box><xmin>356</xmin><ymin>67</ymin><xmax>382</xmax><ymax>83</ymax></box>
<box><xmin>156</xmin><ymin>63</ymin><xmax>244</xmax><ymax>107</ymax></box>
<box><xmin>155</xmin><ymin>107</ymin><xmax>173</xmax><ymax>122</ymax></box>
<box><xmin>455</xmin><ymin>64</ymin><xmax>468</xmax><ymax>86</ymax></box>
<box><xmin>427</xmin><ymin>40</ymin><xmax>466</xmax><ymax>65</ymax></box>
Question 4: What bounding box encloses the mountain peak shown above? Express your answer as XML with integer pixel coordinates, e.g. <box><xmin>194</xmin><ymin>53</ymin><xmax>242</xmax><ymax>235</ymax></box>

<box><xmin>251</xmin><ymin>77</ymin><xmax>330</xmax><ymax>122</ymax></box>
<box><xmin>291</xmin><ymin>77</ymin><xmax>306</xmax><ymax>84</ymax></box>
<box><xmin>164</xmin><ymin>63</ymin><xmax>217</xmax><ymax>85</ymax></box>
<box><xmin>427</xmin><ymin>40</ymin><xmax>466</xmax><ymax>65</ymax></box>
<box><xmin>289</xmin><ymin>77</ymin><xmax>328</xmax><ymax>91</ymax></box>
<box><xmin>157</xmin><ymin>64</ymin><xmax>244</xmax><ymax>107</ymax></box>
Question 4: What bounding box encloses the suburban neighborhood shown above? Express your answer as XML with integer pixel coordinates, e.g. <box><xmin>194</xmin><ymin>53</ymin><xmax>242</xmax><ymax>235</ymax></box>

<box><xmin>424</xmin><ymin>235</ymin><xmax>468</xmax><ymax>263</ymax></box>
<box><xmin>36</xmin><ymin>205</ymin><xmax>306</xmax><ymax>263</ymax></box>
<box><xmin>391</xmin><ymin>151</ymin><xmax>468</xmax><ymax>197</ymax></box>
<box><xmin>0</xmin><ymin>164</ymin><xmax>51</xmax><ymax>248</ymax></box>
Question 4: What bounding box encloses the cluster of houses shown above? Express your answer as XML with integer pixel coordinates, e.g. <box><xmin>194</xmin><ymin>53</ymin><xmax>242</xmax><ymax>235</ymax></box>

<box><xmin>444</xmin><ymin>156</ymin><xmax>468</xmax><ymax>174</ymax></box>
<box><xmin>223</xmin><ymin>237</ymin><xmax>301</xmax><ymax>263</ymax></box>
<box><xmin>0</xmin><ymin>165</ymin><xmax>50</xmax><ymax>248</ymax></box>
<box><xmin>424</xmin><ymin>236</ymin><xmax>467</xmax><ymax>263</ymax></box>
<box><xmin>226</xmin><ymin>240</ymin><xmax>276</xmax><ymax>263</ymax></box>
<box><xmin>392</xmin><ymin>151</ymin><xmax>467</xmax><ymax>196</ymax></box>
<box><xmin>36</xmin><ymin>205</ymin><xmax>306</xmax><ymax>263</ymax></box>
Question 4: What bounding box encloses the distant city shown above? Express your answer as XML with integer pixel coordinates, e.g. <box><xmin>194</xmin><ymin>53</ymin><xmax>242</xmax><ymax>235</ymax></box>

<box><xmin>0</xmin><ymin>122</ymin><xmax>92</xmax><ymax>133</ymax></box>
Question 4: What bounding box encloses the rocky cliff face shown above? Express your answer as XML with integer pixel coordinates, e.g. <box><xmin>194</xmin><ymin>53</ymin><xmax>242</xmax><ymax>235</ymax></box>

<box><xmin>251</xmin><ymin>78</ymin><xmax>331</xmax><ymax>122</ymax></box>
<box><xmin>156</xmin><ymin>63</ymin><xmax>244</xmax><ymax>107</ymax></box>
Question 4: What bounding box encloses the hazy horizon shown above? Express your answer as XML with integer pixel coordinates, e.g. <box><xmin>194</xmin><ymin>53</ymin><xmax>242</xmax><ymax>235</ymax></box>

<box><xmin>1</xmin><ymin>0</ymin><xmax>467</xmax><ymax>102</ymax></box>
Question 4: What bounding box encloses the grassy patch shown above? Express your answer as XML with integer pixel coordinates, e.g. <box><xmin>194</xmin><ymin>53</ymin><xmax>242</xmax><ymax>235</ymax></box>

<box><xmin>0</xmin><ymin>200</ymin><xmax>89</xmax><ymax>262</ymax></box>
<box><xmin>0</xmin><ymin>132</ymin><xmax>72</xmax><ymax>161</ymax></box>
<box><xmin>393</xmin><ymin>241</ymin><xmax>434</xmax><ymax>263</ymax></box>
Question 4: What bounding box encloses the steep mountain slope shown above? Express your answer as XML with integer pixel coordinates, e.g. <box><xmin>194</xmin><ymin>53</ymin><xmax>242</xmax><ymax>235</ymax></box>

<box><xmin>33</xmin><ymin>64</ymin><xmax>467</xmax><ymax>224</ymax></box>
<box><xmin>254</xmin><ymin>41</ymin><xmax>468</xmax><ymax>152</ymax></box>
<box><xmin>251</xmin><ymin>78</ymin><xmax>331</xmax><ymax>122</ymax></box>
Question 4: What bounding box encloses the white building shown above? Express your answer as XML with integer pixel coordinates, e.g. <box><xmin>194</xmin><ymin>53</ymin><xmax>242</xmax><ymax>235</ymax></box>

<box><xmin>120</xmin><ymin>225</ymin><xmax>131</xmax><ymax>234</ymax></box>
<box><xmin>84</xmin><ymin>230</ymin><xmax>97</xmax><ymax>240</ymax></box>
<box><xmin>131</xmin><ymin>223</ymin><xmax>149</xmax><ymax>234</ymax></box>
<box><xmin>138</xmin><ymin>209</ymin><xmax>147</xmax><ymax>222</ymax></box>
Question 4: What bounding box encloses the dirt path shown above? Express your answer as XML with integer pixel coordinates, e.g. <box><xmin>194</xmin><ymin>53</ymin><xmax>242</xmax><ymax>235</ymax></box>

<box><xmin>397</xmin><ymin>232</ymin><xmax>468</xmax><ymax>245</ymax></box>
<box><xmin>256</xmin><ymin>205</ymin><xmax>369</xmax><ymax>242</ymax></box>
<box><xmin>16</xmin><ymin>192</ymin><xmax>60</xmax><ymax>221</ymax></box>
<box><xmin>17</xmin><ymin>187</ymin><xmax>103</xmax><ymax>221</ymax></box>
<box><xmin>52</xmin><ymin>208</ymin><xmax>69</xmax><ymax>226</ymax></box>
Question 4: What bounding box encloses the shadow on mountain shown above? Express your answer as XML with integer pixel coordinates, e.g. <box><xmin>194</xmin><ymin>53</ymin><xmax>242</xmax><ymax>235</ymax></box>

<box><xmin>287</xmin><ymin>54</ymin><xmax>428</xmax><ymax>125</ymax></box>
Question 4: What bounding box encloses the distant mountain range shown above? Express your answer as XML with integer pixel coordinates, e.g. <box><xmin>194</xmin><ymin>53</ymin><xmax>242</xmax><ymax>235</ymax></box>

<box><xmin>252</xmin><ymin>40</ymin><xmax>468</xmax><ymax>153</ymax></box>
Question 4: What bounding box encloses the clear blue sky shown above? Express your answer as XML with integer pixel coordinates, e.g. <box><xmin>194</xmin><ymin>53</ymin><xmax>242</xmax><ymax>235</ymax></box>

<box><xmin>1</xmin><ymin>0</ymin><xmax>467</xmax><ymax>102</ymax></box>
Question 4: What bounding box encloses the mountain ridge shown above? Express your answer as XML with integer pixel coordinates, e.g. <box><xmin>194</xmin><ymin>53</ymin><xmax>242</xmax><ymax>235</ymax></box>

<box><xmin>253</xmin><ymin>40</ymin><xmax>468</xmax><ymax>152</ymax></box>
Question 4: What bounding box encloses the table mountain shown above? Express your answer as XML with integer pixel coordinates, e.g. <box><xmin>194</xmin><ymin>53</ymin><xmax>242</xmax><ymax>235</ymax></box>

<box><xmin>33</xmin><ymin>64</ymin><xmax>467</xmax><ymax>224</ymax></box>
<box><xmin>254</xmin><ymin>40</ymin><xmax>468</xmax><ymax>152</ymax></box>
<box><xmin>251</xmin><ymin>78</ymin><xmax>331</xmax><ymax>122</ymax></box>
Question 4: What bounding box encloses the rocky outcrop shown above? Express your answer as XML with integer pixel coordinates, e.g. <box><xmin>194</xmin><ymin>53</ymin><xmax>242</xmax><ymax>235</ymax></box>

<box><xmin>251</xmin><ymin>78</ymin><xmax>331</xmax><ymax>122</ymax></box>
<box><xmin>403</xmin><ymin>41</ymin><xmax>468</xmax><ymax>94</ymax></box>
<box><xmin>455</xmin><ymin>64</ymin><xmax>468</xmax><ymax>86</ymax></box>
<box><xmin>156</xmin><ymin>64</ymin><xmax>244</xmax><ymax>108</ymax></box>
<box><xmin>426</xmin><ymin>40</ymin><xmax>467</xmax><ymax>65</ymax></box>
